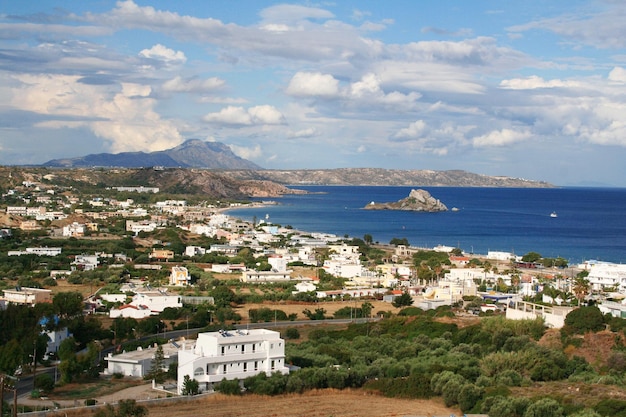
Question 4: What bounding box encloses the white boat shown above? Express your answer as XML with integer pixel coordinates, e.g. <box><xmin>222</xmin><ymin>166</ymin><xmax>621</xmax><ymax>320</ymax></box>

<box><xmin>550</xmin><ymin>211</ymin><xmax>558</xmax><ymax>218</ymax></box>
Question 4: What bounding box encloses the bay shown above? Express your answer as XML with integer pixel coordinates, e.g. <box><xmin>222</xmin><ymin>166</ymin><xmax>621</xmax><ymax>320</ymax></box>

<box><xmin>226</xmin><ymin>186</ymin><xmax>626</xmax><ymax>264</ymax></box>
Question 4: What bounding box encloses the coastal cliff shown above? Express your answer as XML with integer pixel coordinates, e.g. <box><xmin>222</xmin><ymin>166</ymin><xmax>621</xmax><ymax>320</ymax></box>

<box><xmin>364</xmin><ymin>189</ymin><xmax>448</xmax><ymax>212</ymax></box>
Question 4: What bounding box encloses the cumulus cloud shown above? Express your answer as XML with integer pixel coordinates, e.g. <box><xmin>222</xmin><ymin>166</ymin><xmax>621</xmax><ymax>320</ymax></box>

<box><xmin>286</xmin><ymin>72</ymin><xmax>340</xmax><ymax>97</ymax></box>
<box><xmin>139</xmin><ymin>44</ymin><xmax>186</xmax><ymax>65</ymax></box>
<box><xmin>393</xmin><ymin>120</ymin><xmax>427</xmax><ymax>140</ymax></box>
<box><xmin>203</xmin><ymin>105</ymin><xmax>285</xmax><ymax>126</ymax></box>
<box><xmin>472</xmin><ymin>128</ymin><xmax>531</xmax><ymax>147</ymax></box>
<box><xmin>229</xmin><ymin>143</ymin><xmax>262</xmax><ymax>160</ymax></box>
<box><xmin>608</xmin><ymin>67</ymin><xmax>626</xmax><ymax>83</ymax></box>
<box><xmin>9</xmin><ymin>74</ymin><xmax>182</xmax><ymax>152</ymax></box>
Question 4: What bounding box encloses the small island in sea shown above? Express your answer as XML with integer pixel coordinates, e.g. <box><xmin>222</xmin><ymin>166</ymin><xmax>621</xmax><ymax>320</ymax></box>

<box><xmin>364</xmin><ymin>188</ymin><xmax>448</xmax><ymax>212</ymax></box>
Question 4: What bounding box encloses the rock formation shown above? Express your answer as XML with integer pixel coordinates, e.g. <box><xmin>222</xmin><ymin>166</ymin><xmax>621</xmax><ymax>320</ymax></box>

<box><xmin>364</xmin><ymin>189</ymin><xmax>448</xmax><ymax>212</ymax></box>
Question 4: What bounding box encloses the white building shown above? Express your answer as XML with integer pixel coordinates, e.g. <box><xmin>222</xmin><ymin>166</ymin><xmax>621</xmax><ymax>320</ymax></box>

<box><xmin>584</xmin><ymin>262</ymin><xmax>626</xmax><ymax>292</ymax></box>
<box><xmin>105</xmin><ymin>343</ymin><xmax>178</xmax><ymax>378</ymax></box>
<box><xmin>126</xmin><ymin>220</ymin><xmax>158</xmax><ymax>234</ymax></box>
<box><xmin>177</xmin><ymin>329</ymin><xmax>289</xmax><ymax>394</ymax></box>
<box><xmin>62</xmin><ymin>222</ymin><xmax>85</xmax><ymax>237</ymax></box>
<box><xmin>109</xmin><ymin>290</ymin><xmax>182</xmax><ymax>318</ymax></box>
<box><xmin>170</xmin><ymin>266</ymin><xmax>191</xmax><ymax>286</ymax></box>
<box><xmin>241</xmin><ymin>270</ymin><xmax>292</xmax><ymax>283</ymax></box>
<box><xmin>2</xmin><ymin>287</ymin><xmax>52</xmax><ymax>306</ymax></box>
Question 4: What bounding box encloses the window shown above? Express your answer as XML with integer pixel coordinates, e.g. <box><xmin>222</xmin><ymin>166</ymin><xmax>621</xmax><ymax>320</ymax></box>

<box><xmin>243</xmin><ymin>363</ymin><xmax>247</xmax><ymax>372</ymax></box>
<box><xmin>221</xmin><ymin>346</ymin><xmax>224</xmax><ymax>355</ymax></box>
<box><xmin>254</xmin><ymin>361</ymin><xmax>258</xmax><ymax>371</ymax></box>
<box><xmin>194</xmin><ymin>367</ymin><xmax>203</xmax><ymax>376</ymax></box>
<box><xmin>252</xmin><ymin>344</ymin><xmax>256</xmax><ymax>353</ymax></box>
<box><xmin>223</xmin><ymin>364</ymin><xmax>227</xmax><ymax>374</ymax></box>
<box><xmin>241</xmin><ymin>345</ymin><xmax>245</xmax><ymax>353</ymax></box>
<box><xmin>271</xmin><ymin>360</ymin><xmax>275</xmax><ymax>370</ymax></box>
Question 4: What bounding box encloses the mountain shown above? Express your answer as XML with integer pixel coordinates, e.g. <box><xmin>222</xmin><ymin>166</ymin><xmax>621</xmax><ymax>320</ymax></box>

<box><xmin>42</xmin><ymin>139</ymin><xmax>262</xmax><ymax>169</ymax></box>
<box><xmin>220</xmin><ymin>168</ymin><xmax>554</xmax><ymax>188</ymax></box>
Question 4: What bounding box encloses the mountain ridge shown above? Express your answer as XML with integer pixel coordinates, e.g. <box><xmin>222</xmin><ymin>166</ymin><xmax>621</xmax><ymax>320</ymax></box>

<box><xmin>42</xmin><ymin>139</ymin><xmax>262</xmax><ymax>170</ymax></box>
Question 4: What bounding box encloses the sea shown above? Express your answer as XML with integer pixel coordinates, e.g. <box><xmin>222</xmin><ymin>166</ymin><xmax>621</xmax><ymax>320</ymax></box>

<box><xmin>226</xmin><ymin>186</ymin><xmax>626</xmax><ymax>265</ymax></box>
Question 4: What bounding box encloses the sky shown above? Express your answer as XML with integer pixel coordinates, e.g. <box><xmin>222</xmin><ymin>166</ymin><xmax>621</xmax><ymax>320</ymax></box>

<box><xmin>1</xmin><ymin>1</ymin><xmax>626</xmax><ymax>186</ymax></box>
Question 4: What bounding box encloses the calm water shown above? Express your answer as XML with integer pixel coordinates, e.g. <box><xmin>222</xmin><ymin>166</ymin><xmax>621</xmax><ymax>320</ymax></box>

<box><xmin>227</xmin><ymin>186</ymin><xmax>626</xmax><ymax>264</ymax></box>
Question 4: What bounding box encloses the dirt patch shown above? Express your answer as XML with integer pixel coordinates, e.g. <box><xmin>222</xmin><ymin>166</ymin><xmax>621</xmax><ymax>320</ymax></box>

<box><xmin>46</xmin><ymin>388</ymin><xmax>461</xmax><ymax>417</ymax></box>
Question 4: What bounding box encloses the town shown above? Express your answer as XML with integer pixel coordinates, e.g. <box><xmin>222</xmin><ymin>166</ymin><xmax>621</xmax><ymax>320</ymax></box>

<box><xmin>2</xmin><ymin>169</ymin><xmax>626</xmax><ymax>417</ymax></box>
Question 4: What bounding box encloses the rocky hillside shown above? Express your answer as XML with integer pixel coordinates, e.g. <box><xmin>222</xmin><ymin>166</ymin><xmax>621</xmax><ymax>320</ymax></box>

<box><xmin>0</xmin><ymin>167</ymin><xmax>301</xmax><ymax>199</ymax></box>
<box><xmin>364</xmin><ymin>189</ymin><xmax>448</xmax><ymax>212</ymax></box>
<box><xmin>221</xmin><ymin>168</ymin><xmax>553</xmax><ymax>188</ymax></box>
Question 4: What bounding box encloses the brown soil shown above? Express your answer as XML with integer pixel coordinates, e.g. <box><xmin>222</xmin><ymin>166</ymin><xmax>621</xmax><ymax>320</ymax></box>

<box><xmin>45</xmin><ymin>388</ymin><xmax>461</xmax><ymax>417</ymax></box>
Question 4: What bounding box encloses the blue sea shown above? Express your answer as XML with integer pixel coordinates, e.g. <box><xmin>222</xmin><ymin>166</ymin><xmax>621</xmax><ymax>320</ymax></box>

<box><xmin>226</xmin><ymin>186</ymin><xmax>626</xmax><ymax>264</ymax></box>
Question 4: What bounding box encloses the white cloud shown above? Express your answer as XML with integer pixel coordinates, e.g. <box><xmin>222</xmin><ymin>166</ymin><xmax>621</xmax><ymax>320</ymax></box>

<box><xmin>472</xmin><ymin>128</ymin><xmax>531</xmax><ymax>147</ymax></box>
<box><xmin>203</xmin><ymin>106</ymin><xmax>252</xmax><ymax>125</ymax></box>
<box><xmin>288</xmin><ymin>128</ymin><xmax>318</xmax><ymax>139</ymax></box>
<box><xmin>229</xmin><ymin>143</ymin><xmax>262</xmax><ymax>160</ymax></box>
<box><xmin>499</xmin><ymin>76</ymin><xmax>580</xmax><ymax>90</ymax></box>
<box><xmin>507</xmin><ymin>5</ymin><xmax>626</xmax><ymax>49</ymax></box>
<box><xmin>10</xmin><ymin>74</ymin><xmax>182</xmax><ymax>153</ymax></box>
<box><xmin>162</xmin><ymin>76</ymin><xmax>225</xmax><ymax>93</ymax></box>
<box><xmin>286</xmin><ymin>72</ymin><xmax>340</xmax><ymax>97</ymax></box>
<box><xmin>203</xmin><ymin>105</ymin><xmax>285</xmax><ymax>126</ymax></box>
<box><xmin>139</xmin><ymin>44</ymin><xmax>186</xmax><ymax>66</ymax></box>
<box><xmin>608</xmin><ymin>67</ymin><xmax>626</xmax><ymax>83</ymax></box>
<box><xmin>248</xmin><ymin>105</ymin><xmax>285</xmax><ymax>125</ymax></box>
<box><xmin>394</xmin><ymin>120</ymin><xmax>427</xmax><ymax>140</ymax></box>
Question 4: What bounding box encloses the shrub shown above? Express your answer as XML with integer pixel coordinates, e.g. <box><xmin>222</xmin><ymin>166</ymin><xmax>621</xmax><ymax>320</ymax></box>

<box><xmin>285</xmin><ymin>327</ymin><xmax>300</xmax><ymax>340</ymax></box>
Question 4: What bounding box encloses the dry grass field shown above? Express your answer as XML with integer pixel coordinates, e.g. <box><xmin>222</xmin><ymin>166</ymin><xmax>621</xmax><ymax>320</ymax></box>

<box><xmin>46</xmin><ymin>389</ymin><xmax>461</xmax><ymax>417</ymax></box>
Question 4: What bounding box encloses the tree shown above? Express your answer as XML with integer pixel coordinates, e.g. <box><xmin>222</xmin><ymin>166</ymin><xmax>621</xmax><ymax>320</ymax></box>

<box><xmin>145</xmin><ymin>344</ymin><xmax>166</xmax><ymax>383</ymax></box>
<box><xmin>94</xmin><ymin>399</ymin><xmax>147</xmax><ymax>417</ymax></box>
<box><xmin>572</xmin><ymin>275</ymin><xmax>590</xmax><ymax>305</ymax></box>
<box><xmin>361</xmin><ymin>302</ymin><xmax>373</xmax><ymax>318</ymax></box>
<box><xmin>363</xmin><ymin>234</ymin><xmax>373</xmax><ymax>244</ymax></box>
<box><xmin>523</xmin><ymin>398</ymin><xmax>564</xmax><ymax>417</ymax></box>
<box><xmin>521</xmin><ymin>252</ymin><xmax>542</xmax><ymax>263</ymax></box>
<box><xmin>392</xmin><ymin>292</ymin><xmax>413</xmax><ymax>308</ymax></box>
<box><xmin>181</xmin><ymin>375</ymin><xmax>200</xmax><ymax>395</ymax></box>
<box><xmin>34</xmin><ymin>373</ymin><xmax>55</xmax><ymax>394</ymax></box>
<box><xmin>53</xmin><ymin>291</ymin><xmax>84</xmax><ymax>318</ymax></box>
<box><xmin>563</xmin><ymin>306</ymin><xmax>605</xmax><ymax>335</ymax></box>
<box><xmin>390</xmin><ymin>237</ymin><xmax>410</xmax><ymax>247</ymax></box>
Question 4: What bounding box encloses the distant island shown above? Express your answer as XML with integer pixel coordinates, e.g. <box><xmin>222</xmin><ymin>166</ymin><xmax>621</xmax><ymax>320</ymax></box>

<box><xmin>364</xmin><ymin>189</ymin><xmax>448</xmax><ymax>212</ymax></box>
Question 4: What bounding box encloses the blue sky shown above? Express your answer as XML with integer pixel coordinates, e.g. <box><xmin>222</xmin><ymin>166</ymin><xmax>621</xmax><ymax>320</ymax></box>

<box><xmin>1</xmin><ymin>1</ymin><xmax>626</xmax><ymax>186</ymax></box>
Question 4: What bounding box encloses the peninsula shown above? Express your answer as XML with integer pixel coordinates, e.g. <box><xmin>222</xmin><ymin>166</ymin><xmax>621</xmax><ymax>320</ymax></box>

<box><xmin>364</xmin><ymin>188</ymin><xmax>448</xmax><ymax>212</ymax></box>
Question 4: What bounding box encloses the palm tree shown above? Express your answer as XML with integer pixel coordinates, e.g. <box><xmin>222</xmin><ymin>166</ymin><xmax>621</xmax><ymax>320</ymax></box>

<box><xmin>572</xmin><ymin>276</ymin><xmax>590</xmax><ymax>305</ymax></box>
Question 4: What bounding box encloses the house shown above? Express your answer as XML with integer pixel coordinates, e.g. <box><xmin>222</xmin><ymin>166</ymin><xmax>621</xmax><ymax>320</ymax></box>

<box><xmin>104</xmin><ymin>343</ymin><xmax>179</xmax><ymax>378</ymax></box>
<box><xmin>2</xmin><ymin>287</ymin><xmax>52</xmax><ymax>306</ymax></box>
<box><xmin>62</xmin><ymin>222</ymin><xmax>85</xmax><ymax>237</ymax></box>
<box><xmin>241</xmin><ymin>270</ymin><xmax>292</xmax><ymax>283</ymax></box>
<box><xmin>149</xmin><ymin>249</ymin><xmax>174</xmax><ymax>261</ymax></box>
<box><xmin>39</xmin><ymin>316</ymin><xmax>72</xmax><ymax>356</ymax></box>
<box><xmin>170</xmin><ymin>266</ymin><xmax>191</xmax><ymax>286</ymax></box>
<box><xmin>72</xmin><ymin>254</ymin><xmax>99</xmax><ymax>271</ymax></box>
<box><xmin>177</xmin><ymin>329</ymin><xmax>289</xmax><ymax>394</ymax></box>
<box><xmin>506</xmin><ymin>300</ymin><xmax>574</xmax><ymax>328</ymax></box>
<box><xmin>109</xmin><ymin>290</ymin><xmax>182</xmax><ymax>318</ymax></box>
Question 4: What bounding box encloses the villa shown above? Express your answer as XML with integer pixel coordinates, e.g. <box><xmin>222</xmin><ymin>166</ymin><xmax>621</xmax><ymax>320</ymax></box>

<box><xmin>177</xmin><ymin>329</ymin><xmax>289</xmax><ymax>394</ymax></box>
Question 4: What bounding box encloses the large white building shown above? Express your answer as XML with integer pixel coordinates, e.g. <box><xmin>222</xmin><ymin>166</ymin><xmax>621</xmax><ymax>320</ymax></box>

<box><xmin>584</xmin><ymin>261</ymin><xmax>626</xmax><ymax>292</ymax></box>
<box><xmin>177</xmin><ymin>329</ymin><xmax>289</xmax><ymax>394</ymax></box>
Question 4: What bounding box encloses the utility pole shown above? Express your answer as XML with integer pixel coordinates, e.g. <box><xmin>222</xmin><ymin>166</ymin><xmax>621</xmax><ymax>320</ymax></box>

<box><xmin>0</xmin><ymin>374</ymin><xmax>18</xmax><ymax>417</ymax></box>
